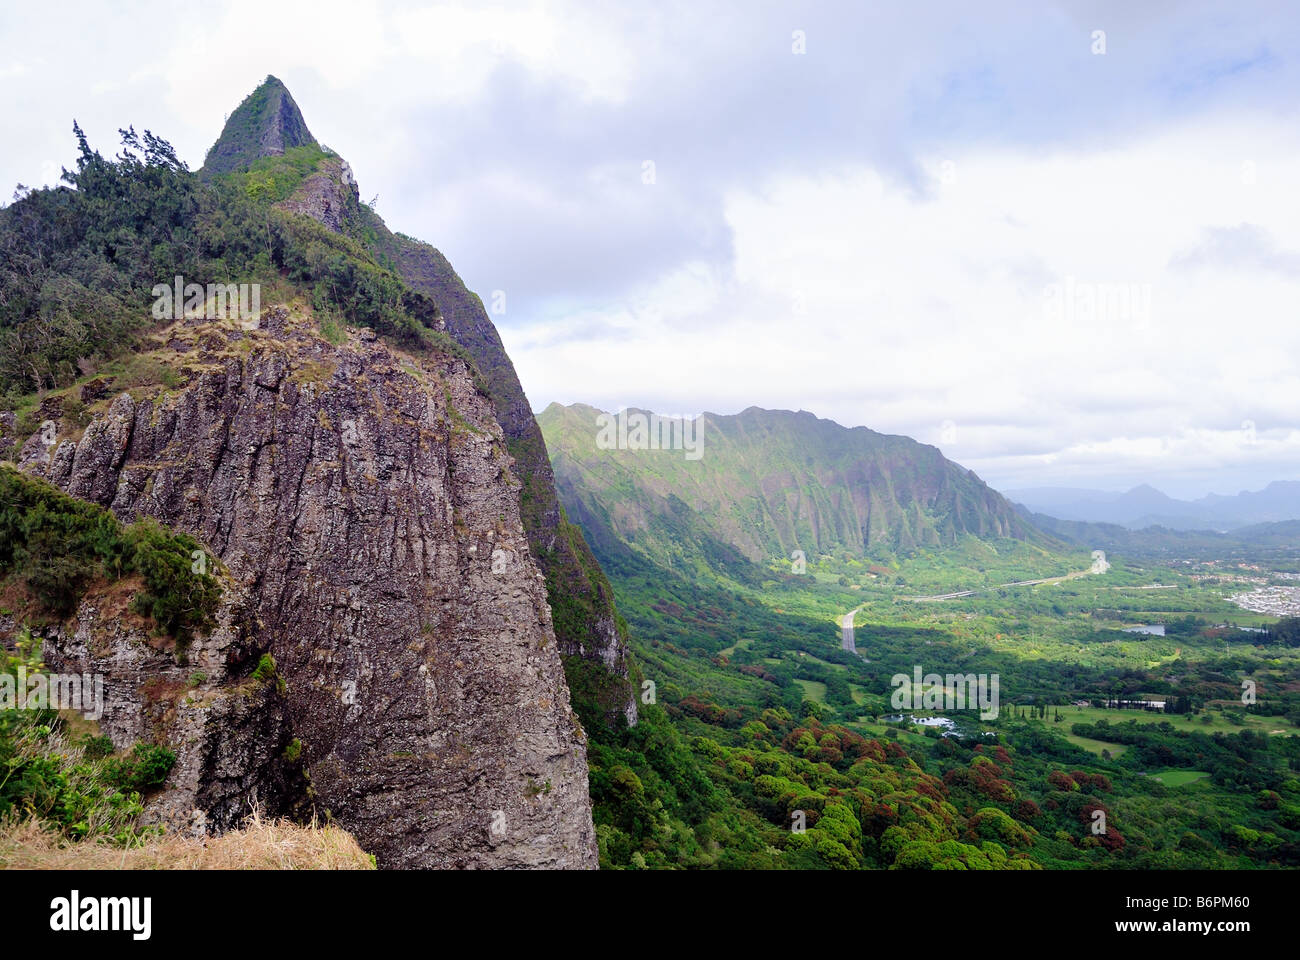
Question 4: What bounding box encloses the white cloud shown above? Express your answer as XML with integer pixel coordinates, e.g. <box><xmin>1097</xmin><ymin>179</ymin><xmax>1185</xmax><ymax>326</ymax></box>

<box><xmin>390</xmin><ymin>2</ymin><xmax>637</xmax><ymax>104</ymax></box>
<box><xmin>507</xmin><ymin>111</ymin><xmax>1300</xmax><ymax>497</ymax></box>
<box><xmin>5</xmin><ymin>1</ymin><xmax>1298</xmax><ymax>499</ymax></box>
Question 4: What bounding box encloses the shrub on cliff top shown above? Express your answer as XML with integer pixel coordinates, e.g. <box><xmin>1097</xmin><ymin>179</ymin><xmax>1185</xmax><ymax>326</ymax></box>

<box><xmin>0</xmin><ymin>465</ymin><xmax>220</xmax><ymax>644</ymax></box>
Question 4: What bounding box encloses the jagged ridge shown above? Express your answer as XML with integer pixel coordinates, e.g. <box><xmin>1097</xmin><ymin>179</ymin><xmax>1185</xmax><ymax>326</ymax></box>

<box><xmin>202</xmin><ymin>75</ymin><xmax>317</xmax><ymax>177</ymax></box>
<box><xmin>538</xmin><ymin>402</ymin><xmax>1049</xmax><ymax>574</ymax></box>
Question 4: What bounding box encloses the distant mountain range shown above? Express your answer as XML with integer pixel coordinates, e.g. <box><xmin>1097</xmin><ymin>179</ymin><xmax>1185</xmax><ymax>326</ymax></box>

<box><xmin>537</xmin><ymin>403</ymin><xmax>1048</xmax><ymax>578</ymax></box>
<box><xmin>1019</xmin><ymin>508</ymin><xmax>1300</xmax><ymax>560</ymax></box>
<box><xmin>1004</xmin><ymin>481</ymin><xmax>1300</xmax><ymax>531</ymax></box>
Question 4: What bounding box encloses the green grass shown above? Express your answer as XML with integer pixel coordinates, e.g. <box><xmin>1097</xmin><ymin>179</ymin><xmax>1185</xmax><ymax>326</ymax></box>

<box><xmin>795</xmin><ymin>651</ymin><xmax>846</xmax><ymax>670</ymax></box>
<box><xmin>1064</xmin><ymin>705</ymin><xmax>1287</xmax><ymax>736</ymax></box>
<box><xmin>1065</xmin><ymin>734</ymin><xmax>1128</xmax><ymax>758</ymax></box>
<box><xmin>719</xmin><ymin>637</ymin><xmax>753</xmax><ymax>658</ymax></box>
<box><xmin>1148</xmin><ymin>769</ymin><xmax>1210</xmax><ymax>786</ymax></box>
<box><xmin>792</xmin><ymin>679</ymin><xmax>827</xmax><ymax>704</ymax></box>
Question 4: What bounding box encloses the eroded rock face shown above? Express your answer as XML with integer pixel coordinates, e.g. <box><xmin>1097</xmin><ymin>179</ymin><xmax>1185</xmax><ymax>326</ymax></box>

<box><xmin>8</xmin><ymin>579</ymin><xmax>306</xmax><ymax>838</ymax></box>
<box><xmin>24</xmin><ymin>310</ymin><xmax>598</xmax><ymax>868</ymax></box>
<box><xmin>382</xmin><ymin>237</ymin><xmax>638</xmax><ymax>724</ymax></box>
<box><xmin>201</xmin><ymin>73</ymin><xmax>637</xmax><ymax>726</ymax></box>
<box><xmin>201</xmin><ymin>75</ymin><xmax>317</xmax><ymax>177</ymax></box>
<box><xmin>277</xmin><ymin>158</ymin><xmax>359</xmax><ymax>234</ymax></box>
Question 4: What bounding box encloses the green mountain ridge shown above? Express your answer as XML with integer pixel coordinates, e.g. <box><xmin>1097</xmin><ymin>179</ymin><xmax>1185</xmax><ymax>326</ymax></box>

<box><xmin>539</xmin><ymin>401</ymin><xmax>1055</xmax><ymax>580</ymax></box>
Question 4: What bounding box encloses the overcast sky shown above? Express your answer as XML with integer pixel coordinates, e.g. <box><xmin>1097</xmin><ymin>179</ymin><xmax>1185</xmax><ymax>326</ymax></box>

<box><xmin>2</xmin><ymin>1</ymin><xmax>1298</xmax><ymax>499</ymax></box>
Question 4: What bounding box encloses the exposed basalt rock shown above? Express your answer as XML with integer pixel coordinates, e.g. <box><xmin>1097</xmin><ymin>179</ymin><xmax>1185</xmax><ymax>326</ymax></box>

<box><xmin>265</xmin><ymin>135</ymin><xmax>638</xmax><ymax>727</ymax></box>
<box><xmin>376</xmin><ymin>236</ymin><xmax>638</xmax><ymax>725</ymax></box>
<box><xmin>201</xmin><ymin>75</ymin><xmax>317</xmax><ymax>177</ymax></box>
<box><xmin>276</xmin><ymin>158</ymin><xmax>360</xmax><ymax>234</ymax></box>
<box><xmin>0</xmin><ymin>410</ymin><xmax>16</xmax><ymax>461</ymax></box>
<box><xmin>23</xmin><ymin>310</ymin><xmax>598</xmax><ymax>868</ymax></box>
<box><xmin>193</xmin><ymin>74</ymin><xmax>636</xmax><ymax>728</ymax></box>
<box><xmin>78</xmin><ymin>376</ymin><xmax>114</xmax><ymax>405</ymax></box>
<box><xmin>18</xmin><ymin>426</ymin><xmax>52</xmax><ymax>472</ymax></box>
<box><xmin>6</xmin><ymin>577</ymin><xmax>306</xmax><ymax>837</ymax></box>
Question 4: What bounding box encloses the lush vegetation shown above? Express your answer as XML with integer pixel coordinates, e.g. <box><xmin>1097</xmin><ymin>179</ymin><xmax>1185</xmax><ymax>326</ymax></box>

<box><xmin>0</xmin><ymin>123</ymin><xmax>448</xmax><ymax>404</ymax></box>
<box><xmin>577</xmin><ymin>552</ymin><xmax>1300</xmax><ymax>869</ymax></box>
<box><xmin>552</xmin><ymin>441</ymin><xmax>1300</xmax><ymax>868</ymax></box>
<box><xmin>0</xmin><ymin>629</ymin><xmax>175</xmax><ymax>844</ymax></box>
<box><xmin>0</xmin><ymin>465</ymin><xmax>221</xmax><ymax>647</ymax></box>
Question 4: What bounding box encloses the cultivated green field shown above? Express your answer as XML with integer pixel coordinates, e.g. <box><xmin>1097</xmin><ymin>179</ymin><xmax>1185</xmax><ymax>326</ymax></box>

<box><xmin>1148</xmin><ymin>769</ymin><xmax>1211</xmax><ymax>786</ymax></box>
<box><xmin>1065</xmin><ymin>734</ymin><xmax>1128</xmax><ymax>758</ymax></box>
<box><xmin>1065</xmin><ymin>705</ymin><xmax>1294</xmax><ymax>736</ymax></box>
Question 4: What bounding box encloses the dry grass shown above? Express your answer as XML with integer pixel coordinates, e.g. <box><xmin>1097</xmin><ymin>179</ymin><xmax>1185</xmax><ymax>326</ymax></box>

<box><xmin>0</xmin><ymin>810</ymin><xmax>375</xmax><ymax>870</ymax></box>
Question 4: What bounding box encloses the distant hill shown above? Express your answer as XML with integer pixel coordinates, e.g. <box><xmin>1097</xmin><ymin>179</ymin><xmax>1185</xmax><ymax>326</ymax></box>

<box><xmin>1006</xmin><ymin>480</ymin><xmax>1300</xmax><ymax>531</ymax></box>
<box><xmin>1019</xmin><ymin>506</ymin><xmax>1300</xmax><ymax>561</ymax></box>
<box><xmin>538</xmin><ymin>402</ymin><xmax>1052</xmax><ymax>579</ymax></box>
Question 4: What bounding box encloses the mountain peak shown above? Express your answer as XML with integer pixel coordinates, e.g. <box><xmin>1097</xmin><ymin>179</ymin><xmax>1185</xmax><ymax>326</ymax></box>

<box><xmin>1125</xmin><ymin>483</ymin><xmax>1171</xmax><ymax>499</ymax></box>
<box><xmin>202</xmin><ymin>75</ymin><xmax>317</xmax><ymax>176</ymax></box>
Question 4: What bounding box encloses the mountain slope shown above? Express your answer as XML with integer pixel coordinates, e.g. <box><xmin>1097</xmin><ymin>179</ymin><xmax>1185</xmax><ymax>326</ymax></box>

<box><xmin>196</xmin><ymin>76</ymin><xmax>637</xmax><ymax>727</ymax></box>
<box><xmin>202</xmin><ymin>75</ymin><xmax>316</xmax><ymax>176</ymax></box>
<box><xmin>538</xmin><ymin>402</ymin><xmax>1049</xmax><ymax>578</ymax></box>
<box><xmin>1021</xmin><ymin>505</ymin><xmax>1300</xmax><ymax>561</ymax></box>
<box><xmin>0</xmin><ymin>83</ymin><xmax>598</xmax><ymax>867</ymax></box>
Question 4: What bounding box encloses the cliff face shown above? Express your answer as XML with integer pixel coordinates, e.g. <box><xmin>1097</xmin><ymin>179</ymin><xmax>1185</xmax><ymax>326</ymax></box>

<box><xmin>214</xmin><ymin>76</ymin><xmax>637</xmax><ymax>727</ymax></box>
<box><xmin>202</xmin><ymin>75</ymin><xmax>317</xmax><ymax>177</ymax></box>
<box><xmin>0</xmin><ymin>573</ymin><xmax>308</xmax><ymax>839</ymax></box>
<box><xmin>539</xmin><ymin>403</ymin><xmax>1050</xmax><ymax>573</ymax></box>
<box><xmin>372</xmin><ymin>232</ymin><xmax>638</xmax><ymax>727</ymax></box>
<box><xmin>20</xmin><ymin>307</ymin><xmax>598</xmax><ymax>868</ymax></box>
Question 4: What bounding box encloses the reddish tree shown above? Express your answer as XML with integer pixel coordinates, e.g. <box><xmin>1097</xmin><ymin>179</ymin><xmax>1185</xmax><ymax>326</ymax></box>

<box><xmin>1014</xmin><ymin>799</ymin><xmax>1042</xmax><ymax>821</ymax></box>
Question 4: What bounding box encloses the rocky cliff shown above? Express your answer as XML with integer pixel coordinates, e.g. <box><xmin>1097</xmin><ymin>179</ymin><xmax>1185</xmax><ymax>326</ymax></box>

<box><xmin>371</xmin><ymin>232</ymin><xmax>639</xmax><ymax>728</ymax></box>
<box><xmin>202</xmin><ymin>75</ymin><xmax>317</xmax><ymax>177</ymax></box>
<box><xmin>18</xmin><ymin>306</ymin><xmax>598</xmax><ymax>868</ymax></box>
<box><xmin>201</xmin><ymin>75</ymin><xmax>637</xmax><ymax>728</ymax></box>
